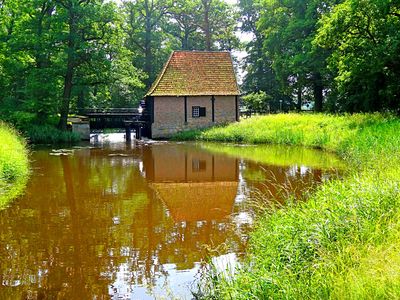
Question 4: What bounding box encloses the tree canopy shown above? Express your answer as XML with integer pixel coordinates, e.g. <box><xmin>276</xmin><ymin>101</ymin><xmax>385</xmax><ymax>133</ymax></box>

<box><xmin>0</xmin><ymin>0</ymin><xmax>399</xmax><ymax>133</ymax></box>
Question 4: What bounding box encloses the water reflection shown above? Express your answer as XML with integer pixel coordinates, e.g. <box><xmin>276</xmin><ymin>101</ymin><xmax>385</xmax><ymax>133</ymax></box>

<box><xmin>144</xmin><ymin>144</ymin><xmax>239</xmax><ymax>222</ymax></box>
<box><xmin>0</xmin><ymin>141</ymin><xmax>342</xmax><ymax>299</ymax></box>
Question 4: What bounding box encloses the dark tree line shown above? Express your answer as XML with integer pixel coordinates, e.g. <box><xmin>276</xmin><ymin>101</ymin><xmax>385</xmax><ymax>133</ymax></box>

<box><xmin>1</xmin><ymin>0</ymin><xmax>399</xmax><ymax>133</ymax></box>
<box><xmin>240</xmin><ymin>0</ymin><xmax>400</xmax><ymax>113</ymax></box>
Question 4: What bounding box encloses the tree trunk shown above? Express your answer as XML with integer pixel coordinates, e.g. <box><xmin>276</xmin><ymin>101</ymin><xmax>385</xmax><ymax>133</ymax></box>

<box><xmin>77</xmin><ymin>88</ymin><xmax>85</xmax><ymax>115</ymax></box>
<box><xmin>313</xmin><ymin>72</ymin><xmax>323</xmax><ymax>112</ymax></box>
<box><xmin>58</xmin><ymin>7</ymin><xmax>77</xmax><ymax>130</ymax></box>
<box><xmin>144</xmin><ymin>15</ymin><xmax>153</xmax><ymax>88</ymax></box>
<box><xmin>371</xmin><ymin>72</ymin><xmax>385</xmax><ymax>111</ymax></box>
<box><xmin>182</xmin><ymin>28</ymin><xmax>190</xmax><ymax>50</ymax></box>
<box><xmin>58</xmin><ymin>58</ymin><xmax>74</xmax><ymax>130</ymax></box>
<box><xmin>297</xmin><ymin>86</ymin><xmax>302</xmax><ymax>111</ymax></box>
<box><xmin>202</xmin><ymin>0</ymin><xmax>211</xmax><ymax>50</ymax></box>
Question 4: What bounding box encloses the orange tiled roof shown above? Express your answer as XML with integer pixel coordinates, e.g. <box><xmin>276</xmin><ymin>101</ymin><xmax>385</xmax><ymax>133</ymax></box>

<box><xmin>147</xmin><ymin>51</ymin><xmax>240</xmax><ymax>96</ymax></box>
<box><xmin>151</xmin><ymin>182</ymin><xmax>237</xmax><ymax>222</ymax></box>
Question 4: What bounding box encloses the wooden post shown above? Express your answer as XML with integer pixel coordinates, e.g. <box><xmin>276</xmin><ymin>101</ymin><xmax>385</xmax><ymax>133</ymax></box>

<box><xmin>136</xmin><ymin>126</ymin><xmax>142</xmax><ymax>140</ymax></box>
<box><xmin>235</xmin><ymin>95</ymin><xmax>239</xmax><ymax>121</ymax></box>
<box><xmin>184</xmin><ymin>96</ymin><xmax>188</xmax><ymax>124</ymax></box>
<box><xmin>211</xmin><ymin>95</ymin><xmax>215</xmax><ymax>122</ymax></box>
<box><xmin>125</xmin><ymin>126</ymin><xmax>131</xmax><ymax>141</ymax></box>
<box><xmin>124</xmin><ymin>120</ymin><xmax>133</xmax><ymax>141</ymax></box>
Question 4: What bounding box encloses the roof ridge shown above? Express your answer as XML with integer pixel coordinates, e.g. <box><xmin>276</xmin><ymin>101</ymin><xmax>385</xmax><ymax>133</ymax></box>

<box><xmin>173</xmin><ymin>50</ymin><xmax>231</xmax><ymax>53</ymax></box>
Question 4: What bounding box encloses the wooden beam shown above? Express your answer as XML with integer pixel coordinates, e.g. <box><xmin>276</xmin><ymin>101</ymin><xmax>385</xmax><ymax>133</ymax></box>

<box><xmin>211</xmin><ymin>95</ymin><xmax>215</xmax><ymax>122</ymax></box>
<box><xmin>184</xmin><ymin>96</ymin><xmax>188</xmax><ymax>124</ymax></box>
<box><xmin>235</xmin><ymin>95</ymin><xmax>239</xmax><ymax>121</ymax></box>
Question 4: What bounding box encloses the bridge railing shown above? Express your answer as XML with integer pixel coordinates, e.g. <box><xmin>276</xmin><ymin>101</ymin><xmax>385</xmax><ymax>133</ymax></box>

<box><xmin>82</xmin><ymin>108</ymin><xmax>151</xmax><ymax>129</ymax></box>
<box><xmin>83</xmin><ymin>108</ymin><xmax>140</xmax><ymax>115</ymax></box>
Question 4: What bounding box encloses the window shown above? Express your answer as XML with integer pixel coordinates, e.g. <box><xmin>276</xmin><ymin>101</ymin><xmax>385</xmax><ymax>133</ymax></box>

<box><xmin>192</xmin><ymin>106</ymin><xmax>200</xmax><ymax>118</ymax></box>
<box><xmin>192</xmin><ymin>159</ymin><xmax>206</xmax><ymax>172</ymax></box>
<box><xmin>192</xmin><ymin>106</ymin><xmax>206</xmax><ymax>118</ymax></box>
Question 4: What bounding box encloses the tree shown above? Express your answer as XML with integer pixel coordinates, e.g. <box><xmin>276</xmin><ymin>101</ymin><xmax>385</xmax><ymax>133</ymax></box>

<box><xmin>315</xmin><ymin>0</ymin><xmax>400</xmax><ymax>112</ymax></box>
<box><xmin>123</xmin><ymin>0</ymin><xmax>174</xmax><ymax>88</ymax></box>
<box><xmin>239</xmin><ymin>0</ymin><xmax>282</xmax><ymax>102</ymax></box>
<box><xmin>167</xmin><ymin>0</ymin><xmax>202</xmax><ymax>50</ymax></box>
<box><xmin>197</xmin><ymin>0</ymin><xmax>239</xmax><ymax>51</ymax></box>
<box><xmin>122</xmin><ymin>0</ymin><xmax>239</xmax><ymax>91</ymax></box>
<box><xmin>56</xmin><ymin>0</ymin><xmax>123</xmax><ymax>130</ymax></box>
<box><xmin>0</xmin><ymin>0</ymin><xmax>144</xmax><ymax>130</ymax></box>
<box><xmin>257</xmin><ymin>0</ymin><xmax>339</xmax><ymax>112</ymax></box>
<box><xmin>0</xmin><ymin>0</ymin><xmax>60</xmax><ymax>125</ymax></box>
<box><xmin>242</xmin><ymin>91</ymin><xmax>272</xmax><ymax>113</ymax></box>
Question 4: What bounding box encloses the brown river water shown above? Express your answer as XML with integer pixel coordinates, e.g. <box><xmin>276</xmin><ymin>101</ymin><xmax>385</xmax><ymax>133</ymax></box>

<box><xmin>0</xmin><ymin>134</ymin><xmax>344</xmax><ymax>299</ymax></box>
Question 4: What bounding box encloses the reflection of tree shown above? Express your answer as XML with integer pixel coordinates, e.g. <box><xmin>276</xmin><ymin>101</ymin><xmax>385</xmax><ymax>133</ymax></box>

<box><xmin>0</xmin><ymin>148</ymin><xmax>149</xmax><ymax>298</ymax></box>
<box><xmin>0</xmin><ymin>144</ymin><xmax>247</xmax><ymax>299</ymax></box>
<box><xmin>60</xmin><ymin>155</ymin><xmax>86</xmax><ymax>298</ymax></box>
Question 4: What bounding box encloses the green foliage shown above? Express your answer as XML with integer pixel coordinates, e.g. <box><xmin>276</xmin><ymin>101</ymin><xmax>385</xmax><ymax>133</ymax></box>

<box><xmin>241</xmin><ymin>91</ymin><xmax>273</xmax><ymax>113</ymax></box>
<box><xmin>193</xmin><ymin>114</ymin><xmax>400</xmax><ymax>299</ymax></box>
<box><xmin>256</xmin><ymin>0</ymin><xmax>337</xmax><ymax>112</ymax></box>
<box><xmin>25</xmin><ymin>125</ymin><xmax>80</xmax><ymax>144</ymax></box>
<box><xmin>123</xmin><ymin>0</ymin><xmax>239</xmax><ymax>90</ymax></box>
<box><xmin>0</xmin><ymin>0</ymin><xmax>240</xmax><ymax>135</ymax></box>
<box><xmin>171</xmin><ymin>129</ymin><xmax>204</xmax><ymax>141</ymax></box>
<box><xmin>239</xmin><ymin>0</ymin><xmax>400</xmax><ymax>113</ymax></box>
<box><xmin>239</xmin><ymin>0</ymin><xmax>286</xmax><ymax>101</ymax></box>
<box><xmin>315</xmin><ymin>0</ymin><xmax>400</xmax><ymax>112</ymax></box>
<box><xmin>0</xmin><ymin>122</ymin><xmax>29</xmax><ymax>209</ymax></box>
<box><xmin>0</xmin><ymin>0</ymin><xmax>146</xmax><ymax>131</ymax></box>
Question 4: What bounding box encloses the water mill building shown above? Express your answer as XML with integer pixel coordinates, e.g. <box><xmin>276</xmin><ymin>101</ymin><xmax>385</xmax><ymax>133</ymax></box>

<box><xmin>145</xmin><ymin>51</ymin><xmax>240</xmax><ymax>138</ymax></box>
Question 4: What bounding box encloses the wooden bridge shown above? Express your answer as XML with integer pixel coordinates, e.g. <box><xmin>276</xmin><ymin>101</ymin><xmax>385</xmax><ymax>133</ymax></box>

<box><xmin>82</xmin><ymin>108</ymin><xmax>150</xmax><ymax>140</ymax></box>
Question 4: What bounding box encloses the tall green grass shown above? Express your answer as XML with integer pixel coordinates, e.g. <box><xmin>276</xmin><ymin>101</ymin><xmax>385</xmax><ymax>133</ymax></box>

<box><xmin>25</xmin><ymin>124</ymin><xmax>80</xmax><ymax>144</ymax></box>
<box><xmin>193</xmin><ymin>114</ymin><xmax>400</xmax><ymax>299</ymax></box>
<box><xmin>0</xmin><ymin>122</ymin><xmax>29</xmax><ymax>208</ymax></box>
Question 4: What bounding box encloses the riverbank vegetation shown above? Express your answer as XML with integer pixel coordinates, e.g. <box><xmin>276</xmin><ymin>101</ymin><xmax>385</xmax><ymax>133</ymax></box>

<box><xmin>190</xmin><ymin>113</ymin><xmax>400</xmax><ymax>299</ymax></box>
<box><xmin>0</xmin><ymin>123</ymin><xmax>29</xmax><ymax>209</ymax></box>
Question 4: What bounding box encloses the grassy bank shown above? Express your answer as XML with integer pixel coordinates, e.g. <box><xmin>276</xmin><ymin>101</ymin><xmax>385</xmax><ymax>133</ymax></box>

<box><xmin>0</xmin><ymin>122</ymin><xmax>30</xmax><ymax>209</ymax></box>
<box><xmin>0</xmin><ymin>112</ymin><xmax>81</xmax><ymax>144</ymax></box>
<box><xmin>190</xmin><ymin>114</ymin><xmax>400</xmax><ymax>299</ymax></box>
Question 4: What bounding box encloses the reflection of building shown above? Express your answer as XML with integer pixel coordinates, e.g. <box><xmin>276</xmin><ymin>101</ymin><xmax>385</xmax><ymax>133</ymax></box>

<box><xmin>143</xmin><ymin>144</ymin><xmax>239</xmax><ymax>221</ymax></box>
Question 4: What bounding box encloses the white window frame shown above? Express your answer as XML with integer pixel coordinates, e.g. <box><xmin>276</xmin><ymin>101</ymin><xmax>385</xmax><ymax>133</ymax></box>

<box><xmin>192</xmin><ymin>106</ymin><xmax>200</xmax><ymax>118</ymax></box>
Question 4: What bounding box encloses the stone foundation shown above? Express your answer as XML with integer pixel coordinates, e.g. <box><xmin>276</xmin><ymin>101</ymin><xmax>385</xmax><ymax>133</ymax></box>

<box><xmin>71</xmin><ymin>122</ymin><xmax>90</xmax><ymax>140</ymax></box>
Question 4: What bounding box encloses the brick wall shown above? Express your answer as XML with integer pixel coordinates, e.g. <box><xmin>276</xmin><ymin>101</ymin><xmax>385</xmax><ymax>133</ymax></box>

<box><xmin>152</xmin><ymin>95</ymin><xmax>238</xmax><ymax>138</ymax></box>
<box><xmin>214</xmin><ymin>96</ymin><xmax>237</xmax><ymax>123</ymax></box>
